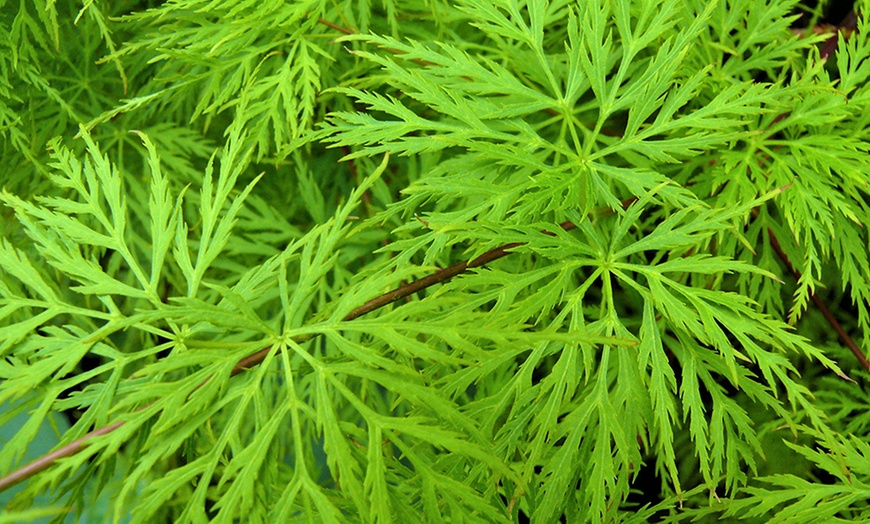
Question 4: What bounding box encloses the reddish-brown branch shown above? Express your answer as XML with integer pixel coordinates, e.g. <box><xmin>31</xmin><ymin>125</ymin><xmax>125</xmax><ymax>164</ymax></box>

<box><xmin>0</xmin><ymin>421</ymin><xmax>125</xmax><ymax>493</ymax></box>
<box><xmin>766</xmin><ymin>225</ymin><xmax>870</xmax><ymax>373</ymax></box>
<box><xmin>0</xmin><ymin>221</ymin><xmax>578</xmax><ymax>493</ymax></box>
<box><xmin>235</xmin><ymin>221</ymin><xmax>578</xmax><ymax>374</ymax></box>
<box><xmin>317</xmin><ymin>17</ymin><xmax>354</xmax><ymax>35</ymax></box>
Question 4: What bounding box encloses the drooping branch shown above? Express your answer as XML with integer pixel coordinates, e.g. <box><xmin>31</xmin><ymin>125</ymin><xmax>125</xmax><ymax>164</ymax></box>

<box><xmin>0</xmin><ymin>221</ymin><xmax>577</xmax><ymax>494</ymax></box>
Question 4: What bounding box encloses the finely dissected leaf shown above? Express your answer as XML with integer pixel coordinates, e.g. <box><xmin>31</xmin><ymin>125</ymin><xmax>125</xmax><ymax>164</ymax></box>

<box><xmin>133</xmin><ymin>130</ymin><xmax>184</xmax><ymax>293</ymax></box>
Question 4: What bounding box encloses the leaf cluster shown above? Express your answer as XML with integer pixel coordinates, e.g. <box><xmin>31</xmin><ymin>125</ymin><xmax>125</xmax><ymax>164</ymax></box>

<box><xmin>2</xmin><ymin>0</ymin><xmax>870</xmax><ymax>522</ymax></box>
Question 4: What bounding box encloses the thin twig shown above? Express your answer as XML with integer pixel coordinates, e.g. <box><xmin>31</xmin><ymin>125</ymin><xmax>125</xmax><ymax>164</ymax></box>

<box><xmin>766</xmin><ymin>225</ymin><xmax>870</xmax><ymax>372</ymax></box>
<box><xmin>0</xmin><ymin>221</ymin><xmax>577</xmax><ymax>493</ymax></box>
<box><xmin>0</xmin><ymin>421</ymin><xmax>125</xmax><ymax>493</ymax></box>
<box><xmin>236</xmin><ymin>221</ymin><xmax>577</xmax><ymax>374</ymax></box>
<box><xmin>317</xmin><ymin>17</ymin><xmax>354</xmax><ymax>35</ymax></box>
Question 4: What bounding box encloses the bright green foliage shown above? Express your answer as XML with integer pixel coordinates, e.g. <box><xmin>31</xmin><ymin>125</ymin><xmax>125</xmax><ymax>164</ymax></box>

<box><xmin>1</xmin><ymin>0</ymin><xmax>870</xmax><ymax>522</ymax></box>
